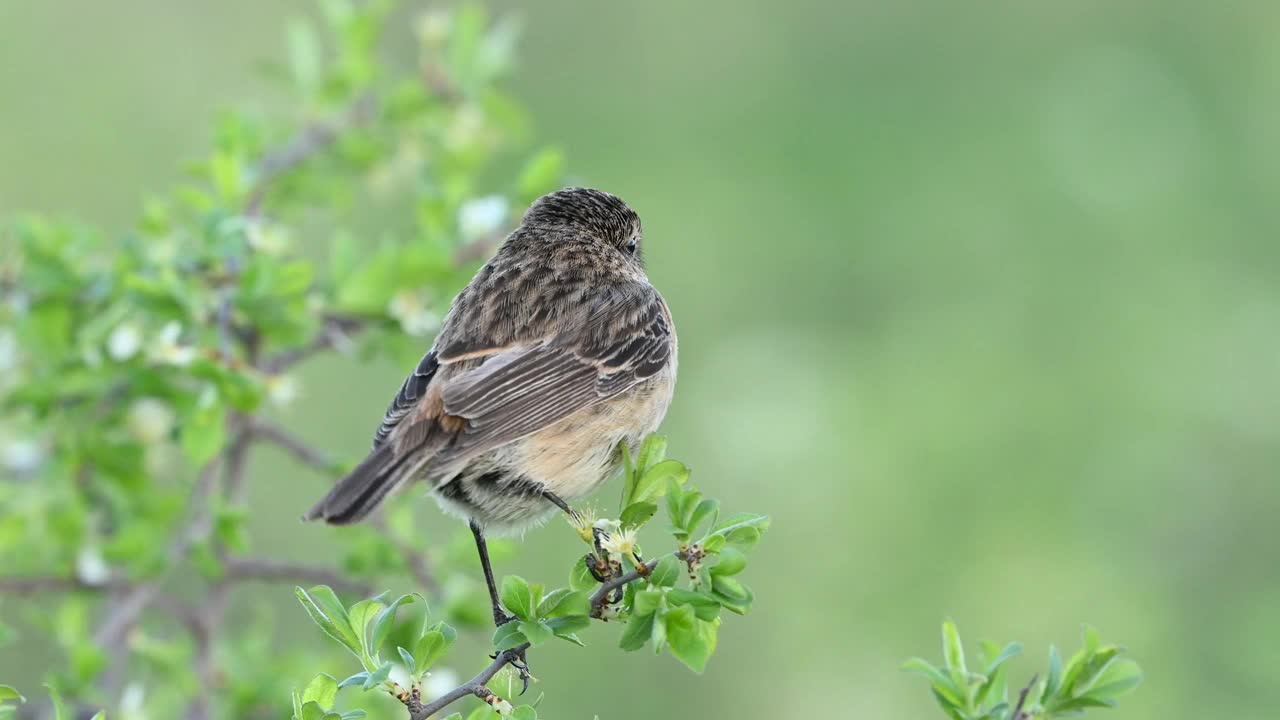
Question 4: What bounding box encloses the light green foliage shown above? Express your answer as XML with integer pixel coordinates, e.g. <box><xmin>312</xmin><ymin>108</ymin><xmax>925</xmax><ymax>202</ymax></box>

<box><xmin>904</xmin><ymin>621</ymin><xmax>1143</xmax><ymax>720</ymax></box>
<box><xmin>0</xmin><ymin>1</ymin><xmax>568</xmax><ymax>717</ymax></box>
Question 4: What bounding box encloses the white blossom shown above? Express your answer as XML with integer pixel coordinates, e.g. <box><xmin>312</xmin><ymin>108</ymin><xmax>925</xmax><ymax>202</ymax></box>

<box><xmin>388</xmin><ymin>290</ymin><xmax>441</xmax><ymax>337</ymax></box>
<box><xmin>267</xmin><ymin>374</ymin><xmax>300</xmax><ymax>408</ymax></box>
<box><xmin>107</xmin><ymin>322</ymin><xmax>143</xmax><ymax>361</ymax></box>
<box><xmin>423</xmin><ymin>668</ymin><xmax>459</xmax><ymax>700</ymax></box>
<box><xmin>148</xmin><ymin>322</ymin><xmax>196</xmax><ymax>367</ymax></box>
<box><xmin>1</xmin><ymin>437</ymin><xmax>42</xmax><ymax>474</ymax></box>
<box><xmin>127</xmin><ymin>398</ymin><xmax>175</xmax><ymax>444</ymax></box>
<box><xmin>76</xmin><ymin>545</ymin><xmax>111</xmax><ymax>586</ymax></box>
<box><xmin>458</xmin><ymin>195</ymin><xmax>509</xmax><ymax>240</ymax></box>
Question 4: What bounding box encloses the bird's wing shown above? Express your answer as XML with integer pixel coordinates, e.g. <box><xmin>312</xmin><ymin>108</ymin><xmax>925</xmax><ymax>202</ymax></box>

<box><xmin>371</xmin><ymin>350</ymin><xmax>440</xmax><ymax>450</ymax></box>
<box><xmin>414</xmin><ymin>281</ymin><xmax>673</xmax><ymax>478</ymax></box>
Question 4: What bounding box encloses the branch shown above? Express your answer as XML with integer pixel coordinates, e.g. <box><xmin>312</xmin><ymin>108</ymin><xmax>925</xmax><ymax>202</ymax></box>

<box><xmin>589</xmin><ymin>555</ymin><xmax>663</xmax><ymax>618</ymax></box>
<box><xmin>250</xmin><ymin>419</ymin><xmax>339</xmax><ymax>474</ymax></box>
<box><xmin>0</xmin><ymin>575</ymin><xmax>124</xmax><ymax>595</ymax></box>
<box><xmin>263</xmin><ymin>313</ymin><xmax>365</xmax><ymax>373</ymax></box>
<box><xmin>245</xmin><ymin>94</ymin><xmax>376</xmax><ymax>218</ymax></box>
<box><xmin>1010</xmin><ymin>674</ymin><xmax>1039</xmax><ymax>720</ymax></box>
<box><xmin>223</xmin><ymin>557</ymin><xmax>369</xmax><ymax>595</ymax></box>
<box><xmin>404</xmin><ymin>645</ymin><xmax>529</xmax><ymax>720</ymax></box>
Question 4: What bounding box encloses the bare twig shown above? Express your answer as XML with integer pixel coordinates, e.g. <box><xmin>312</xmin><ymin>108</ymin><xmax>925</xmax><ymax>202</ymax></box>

<box><xmin>250</xmin><ymin>419</ymin><xmax>338</xmax><ymax>474</ymax></box>
<box><xmin>404</xmin><ymin>644</ymin><xmax>529</xmax><ymax>720</ymax></box>
<box><xmin>589</xmin><ymin>555</ymin><xmax>664</xmax><ymax>617</ymax></box>
<box><xmin>0</xmin><ymin>575</ymin><xmax>124</xmax><ymax>595</ymax></box>
<box><xmin>245</xmin><ymin>94</ymin><xmax>376</xmax><ymax>218</ymax></box>
<box><xmin>1010</xmin><ymin>673</ymin><xmax>1039</xmax><ymax>720</ymax></box>
<box><xmin>223</xmin><ymin>557</ymin><xmax>370</xmax><ymax>595</ymax></box>
<box><xmin>264</xmin><ymin>313</ymin><xmax>365</xmax><ymax>373</ymax></box>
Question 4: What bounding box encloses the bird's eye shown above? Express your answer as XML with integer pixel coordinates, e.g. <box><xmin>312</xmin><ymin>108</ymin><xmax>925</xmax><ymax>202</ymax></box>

<box><xmin>625</xmin><ymin>238</ymin><xmax>638</xmax><ymax>254</ymax></box>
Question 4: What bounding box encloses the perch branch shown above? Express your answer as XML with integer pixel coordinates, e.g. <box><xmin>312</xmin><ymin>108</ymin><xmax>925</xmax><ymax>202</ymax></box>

<box><xmin>403</xmin><ymin>644</ymin><xmax>530</xmax><ymax>720</ymax></box>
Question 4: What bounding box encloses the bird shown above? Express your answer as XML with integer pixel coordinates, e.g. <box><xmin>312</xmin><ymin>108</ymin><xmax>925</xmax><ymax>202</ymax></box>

<box><xmin>304</xmin><ymin>187</ymin><xmax>678</xmax><ymax>636</ymax></box>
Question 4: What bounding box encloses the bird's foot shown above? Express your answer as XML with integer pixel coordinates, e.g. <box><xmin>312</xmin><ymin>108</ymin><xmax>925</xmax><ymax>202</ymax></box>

<box><xmin>488</xmin><ymin>646</ymin><xmax>534</xmax><ymax>695</ymax></box>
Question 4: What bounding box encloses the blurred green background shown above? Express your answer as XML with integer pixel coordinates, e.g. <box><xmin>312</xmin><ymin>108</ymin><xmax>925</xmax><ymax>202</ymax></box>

<box><xmin>3</xmin><ymin>1</ymin><xmax>1278</xmax><ymax>719</ymax></box>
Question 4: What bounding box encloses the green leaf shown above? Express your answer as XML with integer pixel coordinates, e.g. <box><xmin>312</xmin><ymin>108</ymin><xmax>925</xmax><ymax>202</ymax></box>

<box><xmin>631</xmin><ymin>459</ymin><xmax>688</xmax><ymax>506</ymax></box>
<box><xmin>301</xmin><ymin>674</ymin><xmax>338</xmax><ymax>712</ymax></box>
<box><xmin>88</xmin><ymin>713</ymin><xmax>105</xmax><ymax>720</ymax></box>
<box><xmin>362</xmin><ymin>662</ymin><xmax>392</xmax><ymax>690</ymax></box>
<box><xmin>649</xmin><ymin>555</ymin><xmax>682</xmax><ymax>587</ymax></box>
<box><xmin>0</xmin><ymin>687</ymin><xmax>23</xmax><ymax>704</ymax></box>
<box><xmin>618</xmin><ymin>611</ymin><xmax>655</xmax><ymax>652</ymax></box>
<box><xmin>346</xmin><ymin>597</ymin><xmax>386</xmax><ymax>658</ymax></box>
<box><xmin>1086</xmin><ymin>658</ymin><xmax>1143</xmax><ymax>699</ymax></box>
<box><xmin>44</xmin><ymin>685</ymin><xmax>65</xmax><ymax>720</ymax></box>
<box><xmin>546</xmin><ymin>614</ymin><xmax>590</xmax><ymax>640</ymax></box>
<box><xmin>636</xmin><ymin>434</ymin><xmax>668</xmax><ymax>473</ymax></box>
<box><xmin>941</xmin><ymin>620</ymin><xmax>967</xmax><ymax>692</ymax></box>
<box><xmin>517</xmin><ymin>620</ymin><xmax>554</xmax><ymax>647</ymax></box>
<box><xmin>339</xmin><ymin>712</ymin><xmax>367</xmax><ymax>720</ymax></box>
<box><xmin>667</xmin><ymin>589</ymin><xmax>721</xmax><ymax>622</ymax></box>
<box><xmin>569</xmin><ymin>557</ymin><xmax>597</xmax><ymax>592</ymax></box>
<box><xmin>300</xmin><ymin>701</ymin><xmax>327</xmax><ymax>720</ymax></box>
<box><xmin>537</xmin><ymin>589</ymin><xmax>589</xmax><ymax>619</ymax></box>
<box><xmin>1043</xmin><ymin>645</ymin><xmax>1063</xmax><ymax>701</ymax></box>
<box><xmin>1069</xmin><ymin>645</ymin><xmax>1122</xmax><ymax>698</ymax></box>
<box><xmin>180</xmin><ymin>393</ymin><xmax>226</xmax><ymax>465</ymax></box>
<box><xmin>664</xmin><ymin>605</ymin><xmax>715</xmax><ymax>673</ymax></box>
<box><xmin>493</xmin><ymin>622</ymin><xmax>528</xmax><ymax>651</ymax></box>
<box><xmin>902</xmin><ymin>657</ymin><xmax>961</xmax><ymax>703</ymax></box>
<box><xmin>511</xmin><ymin>706</ymin><xmax>538</xmax><ymax>720</ymax></box>
<box><xmin>633</xmin><ymin>588</ymin><xmax>664</xmax><ymax>617</ymax></box>
<box><xmin>709</xmin><ymin>547</ymin><xmax>746</xmax><ymax>577</ymax></box>
<box><xmin>412</xmin><ymin>630</ymin><xmax>451</xmax><ymax>671</ymax></box>
<box><xmin>369</xmin><ymin>593</ymin><xmax>417</xmax><ymax>656</ymax></box>
<box><xmin>397</xmin><ymin>646</ymin><xmax>416</xmax><ymax>676</ymax></box>
<box><xmin>619</xmin><ymin>501</ymin><xmax>657</xmax><ymax>528</ymax></box>
<box><xmin>500</xmin><ymin>576</ymin><xmax>535</xmax><ymax>621</ymax></box>
<box><xmin>337</xmin><ymin>672</ymin><xmax>369</xmax><ymax>689</ymax></box>
<box><xmin>296</xmin><ymin>587</ymin><xmax>362</xmax><ymax>656</ymax></box>
<box><xmin>703</xmin><ymin>513</ymin><xmax>770</xmax><ymax>549</ymax></box>
<box><xmin>516</xmin><ymin>147</ymin><xmax>565</xmax><ymax>200</ymax></box>
<box><xmin>687</xmin><ymin>498</ymin><xmax>720</xmax><ymax>536</ymax></box>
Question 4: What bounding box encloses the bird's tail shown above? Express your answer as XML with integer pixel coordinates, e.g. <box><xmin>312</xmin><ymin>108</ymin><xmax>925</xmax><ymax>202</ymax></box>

<box><xmin>303</xmin><ymin>444</ymin><xmax>424</xmax><ymax>525</ymax></box>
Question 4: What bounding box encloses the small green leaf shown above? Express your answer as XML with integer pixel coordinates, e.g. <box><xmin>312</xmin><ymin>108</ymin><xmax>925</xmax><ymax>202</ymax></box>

<box><xmin>649</xmin><ymin>555</ymin><xmax>682</xmax><ymax>587</ymax></box>
<box><xmin>1043</xmin><ymin>645</ymin><xmax>1063</xmax><ymax>701</ymax></box>
<box><xmin>633</xmin><ymin>589</ymin><xmax>664</xmax><ymax>617</ymax></box>
<box><xmin>44</xmin><ymin>685</ymin><xmax>65</xmax><ymax>720</ymax></box>
<box><xmin>636</xmin><ymin>435</ymin><xmax>668</xmax><ymax>473</ymax></box>
<box><xmin>517</xmin><ymin>620</ymin><xmax>554</xmax><ymax>647</ymax></box>
<box><xmin>620</xmin><ymin>501</ymin><xmax>657</xmax><ymax>528</ymax></box>
<box><xmin>631</xmin><ymin>459</ymin><xmax>688</xmax><ymax>506</ymax></box>
<box><xmin>397</xmin><ymin>646</ymin><xmax>416</xmax><ymax>676</ymax></box>
<box><xmin>337</xmin><ymin>672</ymin><xmax>369</xmax><ymax>689</ymax></box>
<box><xmin>664</xmin><ymin>605</ymin><xmax>714</xmax><ymax>673</ymax></box>
<box><xmin>618</xmin><ymin>611</ymin><xmax>655</xmax><ymax>652</ymax></box>
<box><xmin>941</xmin><ymin>619</ymin><xmax>967</xmax><ymax>688</ymax></box>
<box><xmin>666</xmin><ymin>589</ymin><xmax>721</xmax><ymax>621</ymax></box>
<box><xmin>537</xmin><ymin>589</ymin><xmax>589</xmax><ymax>619</ymax></box>
<box><xmin>296</xmin><ymin>586</ymin><xmax>362</xmax><ymax>657</ymax></box>
<box><xmin>0</xmin><ymin>686</ymin><xmax>23</xmax><ymax>704</ymax></box>
<box><xmin>369</xmin><ymin>593</ymin><xmax>417</xmax><ymax>656</ymax></box>
<box><xmin>88</xmin><ymin>713</ymin><xmax>105</xmax><ymax>720</ymax></box>
<box><xmin>569</xmin><ymin>557</ymin><xmax>597</xmax><ymax>592</ymax></box>
<box><xmin>1069</xmin><ymin>645</ymin><xmax>1122</xmax><ymax>697</ymax></box>
<box><xmin>181</xmin><ymin>393</ymin><xmax>226</xmax><ymax>465</ymax></box>
<box><xmin>510</xmin><ymin>706</ymin><xmax>538</xmax><ymax>720</ymax></box>
<box><xmin>301</xmin><ymin>674</ymin><xmax>338</xmax><ymax>712</ymax></box>
<box><xmin>362</xmin><ymin>662</ymin><xmax>392</xmax><ymax>690</ymax></box>
<box><xmin>687</xmin><ymin>498</ymin><xmax>720</xmax><ymax>536</ymax></box>
<box><xmin>412</xmin><ymin>631</ymin><xmax>451</xmax><ymax>671</ymax></box>
<box><xmin>500</xmin><ymin>576</ymin><xmax>535</xmax><ymax>621</ymax></box>
<box><xmin>709</xmin><ymin>547</ymin><xmax>746</xmax><ymax>577</ymax></box>
<box><xmin>346</xmin><ymin>598</ymin><xmax>386</xmax><ymax>657</ymax></box>
<box><xmin>493</xmin><ymin>622</ymin><xmax>528</xmax><ymax>651</ymax></box>
<box><xmin>546</xmin><ymin>614</ymin><xmax>590</xmax><ymax>640</ymax></box>
<box><xmin>300</xmin><ymin>701</ymin><xmax>327</xmax><ymax>720</ymax></box>
<box><xmin>1085</xmin><ymin>658</ymin><xmax>1144</xmax><ymax>700</ymax></box>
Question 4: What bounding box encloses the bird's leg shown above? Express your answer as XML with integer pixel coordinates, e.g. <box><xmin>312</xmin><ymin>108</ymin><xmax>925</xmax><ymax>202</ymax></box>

<box><xmin>469</xmin><ymin>520</ymin><xmax>513</xmax><ymax>627</ymax></box>
<box><xmin>542</xmin><ymin>490</ymin><xmax>579</xmax><ymax>522</ymax></box>
<box><xmin>471</xmin><ymin>520</ymin><xmax>533</xmax><ymax>694</ymax></box>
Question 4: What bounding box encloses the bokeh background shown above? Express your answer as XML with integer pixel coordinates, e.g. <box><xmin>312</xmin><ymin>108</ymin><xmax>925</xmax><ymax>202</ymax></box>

<box><xmin>3</xmin><ymin>2</ymin><xmax>1278</xmax><ymax>719</ymax></box>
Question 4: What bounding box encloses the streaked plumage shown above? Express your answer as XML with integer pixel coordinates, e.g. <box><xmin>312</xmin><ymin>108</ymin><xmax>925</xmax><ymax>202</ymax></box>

<box><xmin>305</xmin><ymin>187</ymin><xmax>677</xmax><ymax>535</ymax></box>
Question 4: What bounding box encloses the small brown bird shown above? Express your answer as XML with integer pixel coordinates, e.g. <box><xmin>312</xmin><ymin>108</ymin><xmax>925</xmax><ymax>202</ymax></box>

<box><xmin>305</xmin><ymin>187</ymin><xmax>677</xmax><ymax>628</ymax></box>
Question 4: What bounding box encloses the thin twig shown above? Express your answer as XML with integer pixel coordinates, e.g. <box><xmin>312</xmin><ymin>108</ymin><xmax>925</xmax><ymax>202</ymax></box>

<box><xmin>250</xmin><ymin>420</ymin><xmax>338</xmax><ymax>474</ymax></box>
<box><xmin>245</xmin><ymin>94</ymin><xmax>376</xmax><ymax>218</ymax></box>
<box><xmin>589</xmin><ymin>555</ymin><xmax>664</xmax><ymax>617</ymax></box>
<box><xmin>1010</xmin><ymin>673</ymin><xmax>1039</xmax><ymax>720</ymax></box>
<box><xmin>223</xmin><ymin>557</ymin><xmax>370</xmax><ymax>595</ymax></box>
<box><xmin>404</xmin><ymin>645</ymin><xmax>529</xmax><ymax>720</ymax></box>
<box><xmin>0</xmin><ymin>575</ymin><xmax>123</xmax><ymax>594</ymax></box>
<box><xmin>263</xmin><ymin>313</ymin><xmax>365</xmax><ymax>373</ymax></box>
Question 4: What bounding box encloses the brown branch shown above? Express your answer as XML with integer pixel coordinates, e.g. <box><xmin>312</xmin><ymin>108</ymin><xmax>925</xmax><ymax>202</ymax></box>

<box><xmin>264</xmin><ymin>313</ymin><xmax>365</xmax><ymax>373</ymax></box>
<box><xmin>245</xmin><ymin>94</ymin><xmax>376</xmax><ymax>218</ymax></box>
<box><xmin>404</xmin><ymin>645</ymin><xmax>529</xmax><ymax>720</ymax></box>
<box><xmin>223</xmin><ymin>557</ymin><xmax>370</xmax><ymax>595</ymax></box>
<box><xmin>589</xmin><ymin>555</ymin><xmax>663</xmax><ymax>618</ymax></box>
<box><xmin>249</xmin><ymin>419</ymin><xmax>339</xmax><ymax>474</ymax></box>
<box><xmin>1010</xmin><ymin>673</ymin><xmax>1039</xmax><ymax>720</ymax></box>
